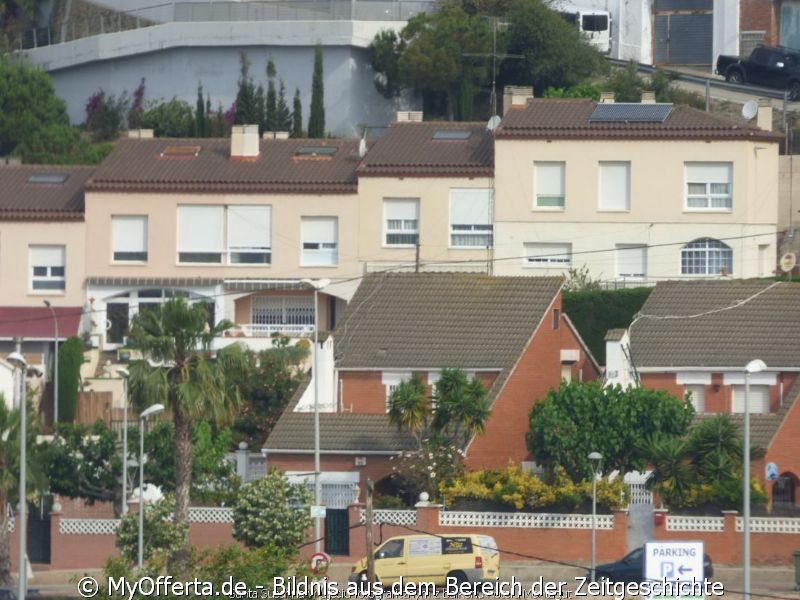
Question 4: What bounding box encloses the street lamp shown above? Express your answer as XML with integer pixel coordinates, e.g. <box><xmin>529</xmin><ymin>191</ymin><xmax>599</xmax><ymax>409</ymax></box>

<box><xmin>43</xmin><ymin>300</ymin><xmax>59</xmax><ymax>427</ymax></box>
<box><xmin>588</xmin><ymin>451</ymin><xmax>603</xmax><ymax>583</ymax></box>
<box><xmin>138</xmin><ymin>403</ymin><xmax>165</xmax><ymax>570</ymax></box>
<box><xmin>116</xmin><ymin>368</ymin><xmax>130</xmax><ymax>515</ymax></box>
<box><xmin>300</xmin><ymin>277</ymin><xmax>330</xmax><ymax>554</ymax></box>
<box><xmin>8</xmin><ymin>352</ymin><xmax>28</xmax><ymax>600</ymax></box>
<box><xmin>743</xmin><ymin>359</ymin><xmax>766</xmax><ymax>598</ymax></box>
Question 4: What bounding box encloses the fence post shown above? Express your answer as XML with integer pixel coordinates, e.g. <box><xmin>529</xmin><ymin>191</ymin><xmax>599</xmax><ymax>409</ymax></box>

<box><xmin>235</xmin><ymin>442</ymin><xmax>249</xmax><ymax>481</ymax></box>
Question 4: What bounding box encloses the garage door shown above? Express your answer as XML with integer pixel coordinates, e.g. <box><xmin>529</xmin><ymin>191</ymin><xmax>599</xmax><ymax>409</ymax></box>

<box><xmin>731</xmin><ymin>385</ymin><xmax>770</xmax><ymax>414</ymax></box>
<box><xmin>654</xmin><ymin>0</ymin><xmax>713</xmax><ymax>66</ymax></box>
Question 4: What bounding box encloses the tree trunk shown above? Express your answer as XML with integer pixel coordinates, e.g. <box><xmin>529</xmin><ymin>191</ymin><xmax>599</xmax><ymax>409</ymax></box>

<box><xmin>0</xmin><ymin>497</ymin><xmax>12</xmax><ymax>586</ymax></box>
<box><xmin>172</xmin><ymin>406</ymin><xmax>192</xmax><ymax>576</ymax></box>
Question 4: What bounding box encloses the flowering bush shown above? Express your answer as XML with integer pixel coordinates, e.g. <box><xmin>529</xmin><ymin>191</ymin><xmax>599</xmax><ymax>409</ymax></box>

<box><xmin>390</xmin><ymin>440</ymin><xmax>465</xmax><ymax>503</ymax></box>
<box><xmin>115</xmin><ymin>495</ymin><xmax>188</xmax><ymax>565</ymax></box>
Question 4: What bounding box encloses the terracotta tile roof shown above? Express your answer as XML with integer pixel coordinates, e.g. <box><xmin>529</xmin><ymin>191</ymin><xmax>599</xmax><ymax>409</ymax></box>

<box><xmin>0</xmin><ymin>166</ymin><xmax>94</xmax><ymax>220</ymax></box>
<box><xmin>358</xmin><ymin>121</ymin><xmax>494</xmax><ymax>177</ymax></box>
<box><xmin>264</xmin><ymin>376</ymin><xmax>418</xmax><ymax>453</ymax></box>
<box><xmin>87</xmin><ymin>138</ymin><xmax>361</xmax><ymax>193</ymax></box>
<box><xmin>495</xmin><ymin>99</ymin><xmax>784</xmax><ymax>142</ymax></box>
<box><xmin>0</xmin><ymin>306</ymin><xmax>84</xmax><ymax>341</ymax></box>
<box><xmin>334</xmin><ymin>273</ymin><xmax>563</xmax><ymax>370</ymax></box>
<box><xmin>630</xmin><ymin>280</ymin><xmax>800</xmax><ymax>369</ymax></box>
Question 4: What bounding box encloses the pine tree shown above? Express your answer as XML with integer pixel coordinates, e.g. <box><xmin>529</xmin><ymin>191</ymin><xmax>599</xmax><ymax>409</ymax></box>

<box><xmin>234</xmin><ymin>52</ymin><xmax>258</xmax><ymax>125</ymax></box>
<box><xmin>276</xmin><ymin>79</ymin><xmax>292</xmax><ymax>132</ymax></box>
<box><xmin>291</xmin><ymin>88</ymin><xmax>303</xmax><ymax>138</ymax></box>
<box><xmin>255</xmin><ymin>84</ymin><xmax>266</xmax><ymax>134</ymax></box>
<box><xmin>307</xmin><ymin>44</ymin><xmax>325</xmax><ymax>138</ymax></box>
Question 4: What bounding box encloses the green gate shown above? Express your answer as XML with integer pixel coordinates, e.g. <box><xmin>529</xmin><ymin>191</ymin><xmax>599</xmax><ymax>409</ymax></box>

<box><xmin>324</xmin><ymin>509</ymin><xmax>350</xmax><ymax>556</ymax></box>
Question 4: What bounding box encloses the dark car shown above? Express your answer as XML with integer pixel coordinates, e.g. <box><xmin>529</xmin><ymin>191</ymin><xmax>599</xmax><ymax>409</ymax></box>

<box><xmin>715</xmin><ymin>44</ymin><xmax>800</xmax><ymax>100</ymax></box>
<box><xmin>591</xmin><ymin>546</ymin><xmax>713</xmax><ymax>583</ymax></box>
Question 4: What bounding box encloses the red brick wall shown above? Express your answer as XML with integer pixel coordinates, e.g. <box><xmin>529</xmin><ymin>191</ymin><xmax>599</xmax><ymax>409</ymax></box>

<box><xmin>740</xmin><ymin>0</ymin><xmax>779</xmax><ymax>45</ymax></box>
<box><xmin>340</xmin><ymin>371</ymin><xmax>385</xmax><ymax>413</ymax></box>
<box><xmin>764</xmin><ymin>392</ymin><xmax>800</xmax><ymax>499</ymax></box>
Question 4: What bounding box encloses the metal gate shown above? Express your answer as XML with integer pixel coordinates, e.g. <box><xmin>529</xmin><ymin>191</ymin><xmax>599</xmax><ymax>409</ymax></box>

<box><xmin>654</xmin><ymin>0</ymin><xmax>713</xmax><ymax>65</ymax></box>
<box><xmin>624</xmin><ymin>472</ymin><xmax>654</xmax><ymax>552</ymax></box>
<box><xmin>27</xmin><ymin>496</ymin><xmax>52</xmax><ymax>564</ymax></box>
<box><xmin>324</xmin><ymin>509</ymin><xmax>350</xmax><ymax>555</ymax></box>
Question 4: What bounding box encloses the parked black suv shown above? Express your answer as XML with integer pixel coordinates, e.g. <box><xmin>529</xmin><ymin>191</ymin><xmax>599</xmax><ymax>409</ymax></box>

<box><xmin>716</xmin><ymin>44</ymin><xmax>800</xmax><ymax>100</ymax></box>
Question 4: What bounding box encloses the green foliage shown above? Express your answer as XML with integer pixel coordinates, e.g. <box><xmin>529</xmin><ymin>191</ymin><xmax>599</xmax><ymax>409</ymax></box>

<box><xmin>195</xmin><ymin>83</ymin><xmax>207</xmax><ymax>137</ymax></box>
<box><xmin>233</xmin><ymin>334</ymin><xmax>310</xmax><ymax>447</ymax></box>
<box><xmin>562</xmin><ymin>264</ymin><xmax>602</xmax><ymax>292</ymax></box>
<box><xmin>266</xmin><ymin>59</ymin><xmax>278</xmax><ymax>132</ymax></box>
<box><xmin>57</xmin><ymin>336</ymin><xmax>84</xmax><ymax>423</ymax></box>
<box><xmin>543</xmin><ymin>83</ymin><xmax>601</xmax><ymax>99</ymax></box>
<box><xmin>85</xmin><ymin>89</ymin><xmax>129</xmax><ymax>142</ymax></box>
<box><xmin>276</xmin><ymin>80</ymin><xmax>292</xmax><ymax>132</ymax></box>
<box><xmin>562</xmin><ymin>287</ymin><xmax>651</xmax><ymax>363</ymax></box>
<box><xmin>128</xmin><ymin>78</ymin><xmax>146</xmax><ymax>129</ymax></box>
<box><xmin>193</xmin><ymin>544</ymin><xmax>303</xmax><ymax>592</ymax></box>
<box><xmin>141</xmin><ymin>98</ymin><xmax>194</xmax><ymax>137</ymax></box>
<box><xmin>603</xmin><ymin>62</ymin><xmax>704</xmax><ymax>108</ymax></box>
<box><xmin>13</xmin><ymin>122</ymin><xmax>112</xmax><ymax>164</ymax></box>
<box><xmin>234</xmin><ymin>52</ymin><xmax>258</xmax><ymax>125</ymax></box>
<box><xmin>115</xmin><ymin>495</ymin><xmax>188</xmax><ymax>565</ymax></box>
<box><xmin>291</xmin><ymin>88</ymin><xmax>303</xmax><ymax>137</ymax></box>
<box><xmin>308</xmin><ymin>44</ymin><xmax>325</xmax><ymax>138</ymax></box>
<box><xmin>369</xmin><ymin>30</ymin><xmax>404</xmax><ymax>99</ymax></box>
<box><xmin>390</xmin><ymin>440</ymin><xmax>466</xmax><ymax>503</ymax></box>
<box><xmin>387</xmin><ymin>374</ymin><xmax>429</xmax><ymax>446</ymax></box>
<box><xmin>527</xmin><ymin>380</ymin><xmax>694</xmax><ymax>480</ymax></box>
<box><xmin>441</xmin><ymin>463</ymin><xmax>627</xmax><ymax>511</ymax></box>
<box><xmin>503</xmin><ymin>0</ymin><xmax>608</xmax><ymax>96</ymax></box>
<box><xmin>42</xmin><ymin>420</ymin><xmax>121</xmax><ymax>506</ymax></box>
<box><xmin>232</xmin><ymin>469</ymin><xmax>312</xmax><ymax>549</ymax></box>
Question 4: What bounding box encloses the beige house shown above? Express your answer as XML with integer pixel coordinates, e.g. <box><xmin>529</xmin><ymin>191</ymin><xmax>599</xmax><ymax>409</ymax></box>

<box><xmin>492</xmin><ymin>94</ymin><xmax>782</xmax><ymax>284</ymax></box>
<box><xmin>357</xmin><ymin>117</ymin><xmax>496</xmax><ymax>273</ymax></box>
<box><xmin>83</xmin><ymin>127</ymin><xmax>362</xmax><ymax>349</ymax></box>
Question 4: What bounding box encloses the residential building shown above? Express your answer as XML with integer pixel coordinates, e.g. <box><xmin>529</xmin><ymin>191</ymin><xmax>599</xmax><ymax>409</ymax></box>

<box><xmin>605</xmin><ymin>279</ymin><xmax>800</xmax><ymax>511</ymax></box>
<box><xmin>493</xmin><ymin>94</ymin><xmax>782</xmax><ymax>286</ymax></box>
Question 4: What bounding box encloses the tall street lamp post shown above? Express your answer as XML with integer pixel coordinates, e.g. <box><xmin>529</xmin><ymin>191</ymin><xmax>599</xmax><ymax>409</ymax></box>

<box><xmin>43</xmin><ymin>300</ymin><xmax>59</xmax><ymax>426</ymax></box>
<box><xmin>138</xmin><ymin>403</ymin><xmax>165</xmax><ymax>570</ymax></box>
<box><xmin>8</xmin><ymin>352</ymin><xmax>28</xmax><ymax>600</ymax></box>
<box><xmin>743</xmin><ymin>359</ymin><xmax>766</xmax><ymax>599</ymax></box>
<box><xmin>300</xmin><ymin>278</ymin><xmax>330</xmax><ymax>554</ymax></box>
<box><xmin>588</xmin><ymin>451</ymin><xmax>603</xmax><ymax>583</ymax></box>
<box><xmin>116</xmin><ymin>368</ymin><xmax>130</xmax><ymax>515</ymax></box>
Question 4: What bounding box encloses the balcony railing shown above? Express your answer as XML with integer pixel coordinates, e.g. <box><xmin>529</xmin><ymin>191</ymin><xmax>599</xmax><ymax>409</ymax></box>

<box><xmin>225</xmin><ymin>323</ymin><xmax>315</xmax><ymax>338</ymax></box>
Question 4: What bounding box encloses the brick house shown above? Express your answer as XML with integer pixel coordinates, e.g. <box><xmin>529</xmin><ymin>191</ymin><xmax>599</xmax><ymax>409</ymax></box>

<box><xmin>606</xmin><ymin>279</ymin><xmax>800</xmax><ymax>512</ymax></box>
<box><xmin>264</xmin><ymin>272</ymin><xmax>600</xmax><ymax>491</ymax></box>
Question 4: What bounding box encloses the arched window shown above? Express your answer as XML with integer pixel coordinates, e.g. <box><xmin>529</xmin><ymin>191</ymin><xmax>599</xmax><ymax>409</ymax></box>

<box><xmin>681</xmin><ymin>238</ymin><xmax>732</xmax><ymax>275</ymax></box>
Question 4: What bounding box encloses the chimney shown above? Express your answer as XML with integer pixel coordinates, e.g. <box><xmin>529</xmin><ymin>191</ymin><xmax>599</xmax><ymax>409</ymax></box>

<box><xmin>502</xmin><ymin>86</ymin><xmax>534</xmax><ymax>116</ymax></box>
<box><xmin>128</xmin><ymin>129</ymin><xmax>154</xmax><ymax>138</ymax></box>
<box><xmin>262</xmin><ymin>131</ymin><xmax>291</xmax><ymax>140</ymax></box>
<box><xmin>231</xmin><ymin>125</ymin><xmax>260</xmax><ymax>158</ymax></box>
<box><xmin>397</xmin><ymin>111</ymin><xmax>423</xmax><ymax>122</ymax></box>
<box><xmin>641</xmin><ymin>91</ymin><xmax>656</xmax><ymax>104</ymax></box>
<box><xmin>757</xmin><ymin>99</ymin><xmax>773</xmax><ymax>132</ymax></box>
<box><xmin>599</xmin><ymin>91</ymin><xmax>615</xmax><ymax>103</ymax></box>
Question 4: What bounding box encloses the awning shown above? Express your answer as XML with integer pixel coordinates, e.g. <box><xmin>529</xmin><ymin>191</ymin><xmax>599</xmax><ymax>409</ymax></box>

<box><xmin>0</xmin><ymin>306</ymin><xmax>84</xmax><ymax>341</ymax></box>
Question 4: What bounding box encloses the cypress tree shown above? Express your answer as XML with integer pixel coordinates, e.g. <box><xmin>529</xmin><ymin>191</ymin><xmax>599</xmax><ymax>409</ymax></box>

<box><xmin>234</xmin><ymin>52</ymin><xmax>258</xmax><ymax>125</ymax></box>
<box><xmin>307</xmin><ymin>43</ymin><xmax>325</xmax><ymax>138</ymax></box>
<box><xmin>266</xmin><ymin>59</ymin><xmax>278</xmax><ymax>132</ymax></box>
<box><xmin>276</xmin><ymin>79</ymin><xmax>292</xmax><ymax>132</ymax></box>
<box><xmin>292</xmin><ymin>88</ymin><xmax>303</xmax><ymax>138</ymax></box>
<box><xmin>195</xmin><ymin>83</ymin><xmax>207</xmax><ymax>137</ymax></box>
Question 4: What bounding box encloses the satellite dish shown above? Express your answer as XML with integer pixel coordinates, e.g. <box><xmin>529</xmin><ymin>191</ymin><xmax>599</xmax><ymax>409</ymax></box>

<box><xmin>779</xmin><ymin>252</ymin><xmax>797</xmax><ymax>273</ymax></box>
<box><xmin>358</xmin><ymin>137</ymin><xmax>367</xmax><ymax>158</ymax></box>
<box><xmin>486</xmin><ymin>115</ymin><xmax>502</xmax><ymax>131</ymax></box>
<box><xmin>742</xmin><ymin>100</ymin><xmax>758</xmax><ymax>120</ymax></box>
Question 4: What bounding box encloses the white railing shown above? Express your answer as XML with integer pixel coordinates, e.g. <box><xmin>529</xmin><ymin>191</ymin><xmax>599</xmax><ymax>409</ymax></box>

<box><xmin>666</xmin><ymin>516</ymin><xmax>725</xmax><ymax>532</ymax></box>
<box><xmin>7</xmin><ymin>515</ymin><xmax>14</xmax><ymax>533</ymax></box>
<box><xmin>231</xmin><ymin>324</ymin><xmax>313</xmax><ymax>338</ymax></box>
<box><xmin>188</xmin><ymin>507</ymin><xmax>234</xmax><ymax>523</ymax></box>
<box><xmin>359</xmin><ymin>509</ymin><xmax>417</xmax><ymax>526</ymax></box>
<box><xmin>440</xmin><ymin>511</ymin><xmax>614</xmax><ymax>529</ymax></box>
<box><xmin>60</xmin><ymin>518</ymin><xmax>120</xmax><ymax>535</ymax></box>
<box><xmin>736</xmin><ymin>517</ymin><xmax>800</xmax><ymax>533</ymax></box>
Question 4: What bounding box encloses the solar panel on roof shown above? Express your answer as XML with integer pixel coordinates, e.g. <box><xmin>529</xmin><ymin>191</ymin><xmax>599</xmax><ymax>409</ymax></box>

<box><xmin>588</xmin><ymin>103</ymin><xmax>673</xmax><ymax>123</ymax></box>
<box><xmin>433</xmin><ymin>129</ymin><xmax>472</xmax><ymax>140</ymax></box>
<box><xmin>27</xmin><ymin>172</ymin><xmax>69</xmax><ymax>184</ymax></box>
<box><xmin>295</xmin><ymin>146</ymin><xmax>338</xmax><ymax>156</ymax></box>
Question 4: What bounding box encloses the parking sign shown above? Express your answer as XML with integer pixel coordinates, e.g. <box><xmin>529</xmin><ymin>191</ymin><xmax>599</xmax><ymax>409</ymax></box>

<box><xmin>644</xmin><ymin>541</ymin><xmax>704</xmax><ymax>599</ymax></box>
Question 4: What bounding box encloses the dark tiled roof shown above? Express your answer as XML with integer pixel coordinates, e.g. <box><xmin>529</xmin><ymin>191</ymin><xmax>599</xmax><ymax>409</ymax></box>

<box><xmin>358</xmin><ymin>121</ymin><xmax>494</xmax><ymax>177</ymax></box>
<box><xmin>0</xmin><ymin>306</ymin><xmax>83</xmax><ymax>341</ymax></box>
<box><xmin>495</xmin><ymin>99</ymin><xmax>784</xmax><ymax>142</ymax></box>
<box><xmin>630</xmin><ymin>280</ymin><xmax>800</xmax><ymax>369</ymax></box>
<box><xmin>264</xmin><ymin>376</ymin><xmax>418</xmax><ymax>453</ymax></box>
<box><xmin>334</xmin><ymin>273</ymin><xmax>562</xmax><ymax>369</ymax></box>
<box><xmin>0</xmin><ymin>166</ymin><xmax>94</xmax><ymax>220</ymax></box>
<box><xmin>87</xmin><ymin>138</ymin><xmax>361</xmax><ymax>193</ymax></box>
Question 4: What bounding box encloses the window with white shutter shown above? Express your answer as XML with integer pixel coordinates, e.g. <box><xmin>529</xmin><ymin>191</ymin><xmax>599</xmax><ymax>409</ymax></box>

<box><xmin>685</xmin><ymin>162</ymin><xmax>732</xmax><ymax>210</ymax></box>
<box><xmin>177</xmin><ymin>205</ymin><xmax>224</xmax><ymax>263</ymax></box>
<box><xmin>384</xmin><ymin>199</ymin><xmax>419</xmax><ymax>246</ymax></box>
<box><xmin>30</xmin><ymin>245</ymin><xmax>65</xmax><ymax>291</ymax></box>
<box><xmin>685</xmin><ymin>385</ymin><xmax>706</xmax><ymax>413</ymax></box>
<box><xmin>228</xmin><ymin>205</ymin><xmax>271</xmax><ymax>264</ymax></box>
<box><xmin>599</xmin><ymin>162</ymin><xmax>631</xmax><ymax>211</ymax></box>
<box><xmin>534</xmin><ymin>162</ymin><xmax>566</xmax><ymax>209</ymax></box>
<box><xmin>616</xmin><ymin>244</ymin><xmax>647</xmax><ymax>278</ymax></box>
<box><xmin>301</xmin><ymin>217</ymin><xmax>338</xmax><ymax>266</ymax></box>
<box><xmin>732</xmin><ymin>385</ymin><xmax>769</xmax><ymax>414</ymax></box>
<box><xmin>449</xmin><ymin>188</ymin><xmax>493</xmax><ymax>248</ymax></box>
<box><xmin>523</xmin><ymin>242</ymin><xmax>572</xmax><ymax>266</ymax></box>
<box><xmin>112</xmin><ymin>216</ymin><xmax>148</xmax><ymax>262</ymax></box>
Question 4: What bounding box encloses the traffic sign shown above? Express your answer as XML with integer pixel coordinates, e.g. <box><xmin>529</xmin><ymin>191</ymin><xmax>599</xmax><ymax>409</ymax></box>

<box><xmin>644</xmin><ymin>541</ymin><xmax>704</xmax><ymax>598</ymax></box>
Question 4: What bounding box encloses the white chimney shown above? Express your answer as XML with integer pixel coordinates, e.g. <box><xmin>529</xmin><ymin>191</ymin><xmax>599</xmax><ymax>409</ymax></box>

<box><xmin>641</xmin><ymin>91</ymin><xmax>656</xmax><ymax>104</ymax></box>
<box><xmin>262</xmin><ymin>131</ymin><xmax>290</xmax><ymax>140</ymax></box>
<box><xmin>128</xmin><ymin>129</ymin><xmax>154</xmax><ymax>138</ymax></box>
<box><xmin>502</xmin><ymin>86</ymin><xmax>534</xmax><ymax>115</ymax></box>
<box><xmin>757</xmin><ymin>99</ymin><xmax>773</xmax><ymax>132</ymax></box>
<box><xmin>231</xmin><ymin>125</ymin><xmax>260</xmax><ymax>158</ymax></box>
<box><xmin>397</xmin><ymin>111</ymin><xmax>424</xmax><ymax>122</ymax></box>
<box><xmin>600</xmin><ymin>91</ymin><xmax>615</xmax><ymax>103</ymax></box>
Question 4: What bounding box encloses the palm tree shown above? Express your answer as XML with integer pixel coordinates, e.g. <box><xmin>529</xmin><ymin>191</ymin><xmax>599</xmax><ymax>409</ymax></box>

<box><xmin>432</xmin><ymin>368</ymin><xmax>490</xmax><ymax>446</ymax></box>
<box><xmin>387</xmin><ymin>375</ymin><xmax>429</xmax><ymax>448</ymax></box>
<box><xmin>639</xmin><ymin>433</ymin><xmax>695</xmax><ymax>508</ymax></box>
<box><xmin>126</xmin><ymin>299</ymin><xmax>247</xmax><ymax>555</ymax></box>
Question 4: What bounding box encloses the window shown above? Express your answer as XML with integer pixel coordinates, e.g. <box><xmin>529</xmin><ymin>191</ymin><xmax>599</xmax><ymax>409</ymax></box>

<box><xmin>449</xmin><ymin>189</ymin><xmax>493</xmax><ymax>248</ymax></box>
<box><xmin>251</xmin><ymin>295</ymin><xmax>314</xmax><ymax>330</ymax></box>
<box><xmin>30</xmin><ymin>245</ymin><xmax>65</xmax><ymax>291</ymax></box>
<box><xmin>177</xmin><ymin>205</ymin><xmax>224</xmax><ymax>263</ymax></box>
<box><xmin>302</xmin><ymin>217</ymin><xmax>338</xmax><ymax>266</ymax></box>
<box><xmin>599</xmin><ymin>161</ymin><xmax>630</xmax><ymax>211</ymax></box>
<box><xmin>616</xmin><ymin>244</ymin><xmax>647</xmax><ymax>278</ymax></box>
<box><xmin>524</xmin><ymin>242</ymin><xmax>572</xmax><ymax>266</ymax></box>
<box><xmin>382</xmin><ymin>371</ymin><xmax>411</xmax><ymax>411</ymax></box>
<box><xmin>228</xmin><ymin>205</ymin><xmax>271</xmax><ymax>264</ymax></box>
<box><xmin>685</xmin><ymin>385</ymin><xmax>705</xmax><ymax>413</ymax></box>
<box><xmin>534</xmin><ymin>162</ymin><xmax>565</xmax><ymax>209</ymax></box>
<box><xmin>685</xmin><ymin>163</ymin><xmax>732</xmax><ymax>210</ymax></box>
<box><xmin>732</xmin><ymin>385</ymin><xmax>769</xmax><ymax>414</ymax></box>
<box><xmin>384</xmin><ymin>199</ymin><xmax>419</xmax><ymax>246</ymax></box>
<box><xmin>552</xmin><ymin>308</ymin><xmax>560</xmax><ymax>330</ymax></box>
<box><xmin>681</xmin><ymin>238</ymin><xmax>733</xmax><ymax>275</ymax></box>
<box><xmin>112</xmin><ymin>216</ymin><xmax>148</xmax><ymax>262</ymax></box>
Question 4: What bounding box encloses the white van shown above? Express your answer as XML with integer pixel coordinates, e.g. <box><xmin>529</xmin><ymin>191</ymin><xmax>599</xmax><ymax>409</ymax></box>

<box><xmin>348</xmin><ymin>534</ymin><xmax>500</xmax><ymax>585</ymax></box>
